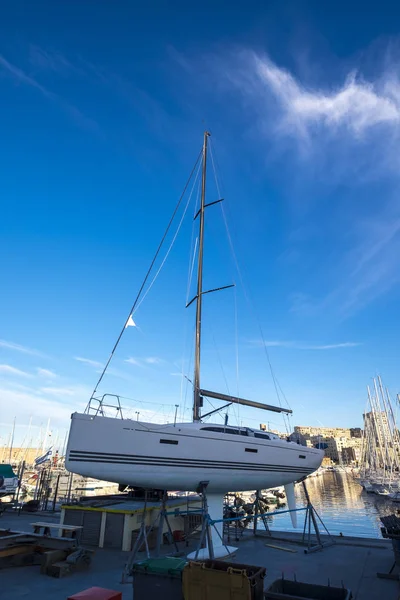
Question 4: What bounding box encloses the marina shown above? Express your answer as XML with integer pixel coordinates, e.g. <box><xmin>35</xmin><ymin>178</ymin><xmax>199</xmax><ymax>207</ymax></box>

<box><xmin>2</xmin><ymin>5</ymin><xmax>400</xmax><ymax>596</ymax></box>
<box><xmin>1</xmin><ymin>125</ymin><xmax>400</xmax><ymax>595</ymax></box>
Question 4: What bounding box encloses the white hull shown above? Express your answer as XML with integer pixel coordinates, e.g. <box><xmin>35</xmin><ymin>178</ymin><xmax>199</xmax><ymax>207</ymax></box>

<box><xmin>66</xmin><ymin>413</ymin><xmax>323</xmax><ymax>494</ymax></box>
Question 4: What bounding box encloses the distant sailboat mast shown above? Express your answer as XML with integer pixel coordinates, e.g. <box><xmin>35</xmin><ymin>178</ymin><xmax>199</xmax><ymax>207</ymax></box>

<box><xmin>8</xmin><ymin>417</ymin><xmax>16</xmax><ymax>463</ymax></box>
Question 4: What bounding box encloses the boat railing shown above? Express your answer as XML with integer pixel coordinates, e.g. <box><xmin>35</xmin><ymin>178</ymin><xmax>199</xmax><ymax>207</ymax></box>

<box><xmin>85</xmin><ymin>394</ymin><xmax>124</xmax><ymax>419</ymax></box>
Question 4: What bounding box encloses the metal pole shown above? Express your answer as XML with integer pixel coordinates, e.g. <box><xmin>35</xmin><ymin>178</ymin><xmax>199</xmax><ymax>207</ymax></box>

<box><xmin>253</xmin><ymin>491</ymin><xmax>259</xmax><ymax>536</ymax></box>
<box><xmin>44</xmin><ymin>468</ymin><xmax>51</xmax><ymax>511</ymax></box>
<box><xmin>8</xmin><ymin>417</ymin><xmax>16</xmax><ymax>463</ymax></box>
<box><xmin>15</xmin><ymin>460</ymin><xmax>25</xmax><ymax>506</ymax></box>
<box><xmin>156</xmin><ymin>491</ymin><xmax>167</xmax><ymax>556</ymax></box>
<box><xmin>37</xmin><ymin>469</ymin><xmax>45</xmax><ymax>507</ymax></box>
<box><xmin>52</xmin><ymin>474</ymin><xmax>60</xmax><ymax>511</ymax></box>
<box><xmin>67</xmin><ymin>472</ymin><xmax>73</xmax><ymax>503</ymax></box>
<box><xmin>193</xmin><ymin>131</ymin><xmax>210</xmax><ymax>422</ymax></box>
<box><xmin>33</xmin><ymin>472</ymin><xmax>40</xmax><ymax>501</ymax></box>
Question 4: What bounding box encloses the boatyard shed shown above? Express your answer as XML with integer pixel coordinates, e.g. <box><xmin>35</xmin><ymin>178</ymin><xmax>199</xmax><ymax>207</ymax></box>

<box><xmin>61</xmin><ymin>495</ymin><xmax>200</xmax><ymax>551</ymax></box>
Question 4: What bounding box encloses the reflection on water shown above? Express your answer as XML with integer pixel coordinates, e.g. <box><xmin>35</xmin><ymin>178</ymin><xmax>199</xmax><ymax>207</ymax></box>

<box><xmin>270</xmin><ymin>472</ymin><xmax>397</xmax><ymax>538</ymax></box>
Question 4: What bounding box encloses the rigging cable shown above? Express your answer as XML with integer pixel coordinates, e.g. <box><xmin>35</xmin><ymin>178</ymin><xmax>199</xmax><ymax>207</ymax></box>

<box><xmin>208</xmin><ymin>139</ymin><xmax>292</xmax><ymax>419</ymax></box>
<box><xmin>134</xmin><ymin>159</ymin><xmax>202</xmax><ymax>314</ymax></box>
<box><xmin>233</xmin><ymin>284</ymin><xmax>241</xmax><ymax>427</ymax></box>
<box><xmin>88</xmin><ymin>148</ymin><xmax>203</xmax><ymax>405</ymax></box>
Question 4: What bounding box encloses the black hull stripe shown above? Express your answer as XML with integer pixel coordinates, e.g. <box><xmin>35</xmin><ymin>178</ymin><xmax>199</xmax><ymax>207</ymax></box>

<box><xmin>69</xmin><ymin>457</ymin><xmax>311</xmax><ymax>472</ymax></box>
<box><xmin>68</xmin><ymin>451</ymin><xmax>312</xmax><ymax>473</ymax></box>
<box><xmin>68</xmin><ymin>458</ymin><xmax>313</xmax><ymax>474</ymax></box>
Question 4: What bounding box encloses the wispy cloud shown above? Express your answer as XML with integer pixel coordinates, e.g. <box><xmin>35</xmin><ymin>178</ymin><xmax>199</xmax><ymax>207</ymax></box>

<box><xmin>0</xmin><ymin>339</ymin><xmax>47</xmax><ymax>358</ymax></box>
<box><xmin>255</xmin><ymin>56</ymin><xmax>400</xmax><ymax>139</ymax></box>
<box><xmin>74</xmin><ymin>357</ymin><xmax>104</xmax><ymax>369</ymax></box>
<box><xmin>330</xmin><ymin>213</ymin><xmax>400</xmax><ymax>314</ymax></box>
<box><xmin>224</xmin><ymin>48</ymin><xmax>400</xmax><ymax>315</ymax></box>
<box><xmin>40</xmin><ymin>386</ymin><xmax>77</xmax><ymax>396</ymax></box>
<box><xmin>144</xmin><ymin>357</ymin><xmax>164</xmax><ymax>365</ymax></box>
<box><xmin>0</xmin><ymin>55</ymin><xmax>52</xmax><ymax>97</ymax></box>
<box><xmin>287</xmin><ymin>210</ymin><xmax>400</xmax><ymax>317</ymax></box>
<box><xmin>125</xmin><ymin>357</ymin><xmax>144</xmax><ymax>367</ymax></box>
<box><xmin>24</xmin><ymin>45</ymin><xmax>175</xmax><ymax>146</ymax></box>
<box><xmin>29</xmin><ymin>44</ymin><xmax>80</xmax><ymax>76</ymax></box>
<box><xmin>0</xmin><ymin>53</ymin><xmax>99</xmax><ymax>133</ymax></box>
<box><xmin>37</xmin><ymin>368</ymin><xmax>57</xmax><ymax>379</ymax></box>
<box><xmin>251</xmin><ymin>340</ymin><xmax>360</xmax><ymax>350</ymax></box>
<box><xmin>231</xmin><ymin>50</ymin><xmax>400</xmax><ymax>151</ymax></box>
<box><xmin>125</xmin><ymin>356</ymin><xmax>165</xmax><ymax>368</ymax></box>
<box><xmin>0</xmin><ymin>385</ymin><xmax>86</xmax><ymax>435</ymax></box>
<box><xmin>0</xmin><ymin>364</ymin><xmax>31</xmax><ymax>377</ymax></box>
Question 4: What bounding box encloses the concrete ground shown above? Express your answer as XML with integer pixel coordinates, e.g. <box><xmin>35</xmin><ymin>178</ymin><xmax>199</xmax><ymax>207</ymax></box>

<box><xmin>0</xmin><ymin>511</ymin><xmax>399</xmax><ymax>599</ymax></box>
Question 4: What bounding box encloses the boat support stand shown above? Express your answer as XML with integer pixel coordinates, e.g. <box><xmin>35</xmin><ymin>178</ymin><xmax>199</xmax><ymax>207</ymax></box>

<box><xmin>301</xmin><ymin>481</ymin><xmax>334</xmax><ymax>553</ymax></box>
<box><xmin>122</xmin><ymin>489</ymin><xmax>179</xmax><ymax>583</ymax></box>
<box><xmin>187</xmin><ymin>481</ymin><xmax>237</xmax><ymax>560</ymax></box>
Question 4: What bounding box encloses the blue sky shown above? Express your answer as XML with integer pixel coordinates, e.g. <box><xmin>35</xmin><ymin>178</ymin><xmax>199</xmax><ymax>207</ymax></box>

<box><xmin>1</xmin><ymin>0</ymin><xmax>400</xmax><ymax>448</ymax></box>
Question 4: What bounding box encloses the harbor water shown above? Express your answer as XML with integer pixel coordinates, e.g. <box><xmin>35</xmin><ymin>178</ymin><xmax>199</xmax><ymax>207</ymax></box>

<box><xmin>268</xmin><ymin>471</ymin><xmax>397</xmax><ymax>538</ymax></box>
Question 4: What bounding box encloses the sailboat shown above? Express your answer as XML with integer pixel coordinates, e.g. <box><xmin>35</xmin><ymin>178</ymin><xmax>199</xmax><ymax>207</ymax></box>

<box><xmin>358</xmin><ymin>377</ymin><xmax>400</xmax><ymax>497</ymax></box>
<box><xmin>66</xmin><ymin>132</ymin><xmax>324</xmax><ymax>557</ymax></box>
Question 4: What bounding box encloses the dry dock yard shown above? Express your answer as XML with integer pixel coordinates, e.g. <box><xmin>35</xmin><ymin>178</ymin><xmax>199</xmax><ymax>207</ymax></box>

<box><xmin>0</xmin><ymin>506</ymin><xmax>399</xmax><ymax>600</ymax></box>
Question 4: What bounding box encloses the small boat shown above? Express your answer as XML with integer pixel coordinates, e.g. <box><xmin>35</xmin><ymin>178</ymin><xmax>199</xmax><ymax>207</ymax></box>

<box><xmin>0</xmin><ymin>464</ymin><xmax>18</xmax><ymax>498</ymax></box>
<box><xmin>375</xmin><ymin>488</ymin><xmax>390</xmax><ymax>497</ymax></box>
<box><xmin>363</xmin><ymin>481</ymin><xmax>375</xmax><ymax>493</ymax></box>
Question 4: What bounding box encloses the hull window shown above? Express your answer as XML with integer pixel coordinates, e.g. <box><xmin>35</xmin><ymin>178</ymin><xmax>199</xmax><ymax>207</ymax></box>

<box><xmin>254</xmin><ymin>432</ymin><xmax>270</xmax><ymax>440</ymax></box>
<box><xmin>201</xmin><ymin>426</ymin><xmax>248</xmax><ymax>436</ymax></box>
<box><xmin>245</xmin><ymin>448</ymin><xmax>258</xmax><ymax>453</ymax></box>
<box><xmin>160</xmin><ymin>439</ymin><xmax>178</xmax><ymax>445</ymax></box>
<box><xmin>299</xmin><ymin>455</ymin><xmax>306</xmax><ymax>459</ymax></box>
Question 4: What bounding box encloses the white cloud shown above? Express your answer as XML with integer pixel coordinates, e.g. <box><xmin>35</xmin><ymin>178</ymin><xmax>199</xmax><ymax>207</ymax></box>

<box><xmin>246</xmin><ymin>52</ymin><xmax>400</xmax><ymax>142</ymax></box>
<box><xmin>37</xmin><ymin>368</ymin><xmax>57</xmax><ymax>378</ymax></box>
<box><xmin>0</xmin><ymin>54</ymin><xmax>52</xmax><ymax>98</ymax></box>
<box><xmin>0</xmin><ymin>386</ymin><xmax>80</xmax><ymax>444</ymax></box>
<box><xmin>226</xmin><ymin>49</ymin><xmax>400</xmax><ymax>314</ymax></box>
<box><xmin>40</xmin><ymin>386</ymin><xmax>76</xmax><ymax>396</ymax></box>
<box><xmin>74</xmin><ymin>356</ymin><xmax>103</xmax><ymax>368</ymax></box>
<box><xmin>125</xmin><ymin>356</ymin><xmax>165</xmax><ymax>367</ymax></box>
<box><xmin>125</xmin><ymin>357</ymin><xmax>143</xmax><ymax>367</ymax></box>
<box><xmin>252</xmin><ymin>341</ymin><xmax>360</xmax><ymax>350</ymax></box>
<box><xmin>29</xmin><ymin>44</ymin><xmax>79</xmax><ymax>75</ymax></box>
<box><xmin>0</xmin><ymin>53</ymin><xmax>100</xmax><ymax>133</ymax></box>
<box><xmin>0</xmin><ymin>339</ymin><xmax>47</xmax><ymax>357</ymax></box>
<box><xmin>144</xmin><ymin>357</ymin><xmax>164</xmax><ymax>365</ymax></box>
<box><xmin>288</xmin><ymin>211</ymin><xmax>400</xmax><ymax>317</ymax></box>
<box><xmin>0</xmin><ymin>364</ymin><xmax>31</xmax><ymax>377</ymax></box>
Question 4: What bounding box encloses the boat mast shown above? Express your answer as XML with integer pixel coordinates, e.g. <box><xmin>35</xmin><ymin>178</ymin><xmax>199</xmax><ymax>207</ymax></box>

<box><xmin>193</xmin><ymin>131</ymin><xmax>210</xmax><ymax>422</ymax></box>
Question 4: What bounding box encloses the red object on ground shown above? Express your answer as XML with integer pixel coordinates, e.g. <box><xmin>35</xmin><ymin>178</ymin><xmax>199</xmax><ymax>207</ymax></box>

<box><xmin>172</xmin><ymin>529</ymin><xmax>185</xmax><ymax>542</ymax></box>
<box><xmin>67</xmin><ymin>587</ymin><xmax>122</xmax><ymax>600</ymax></box>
